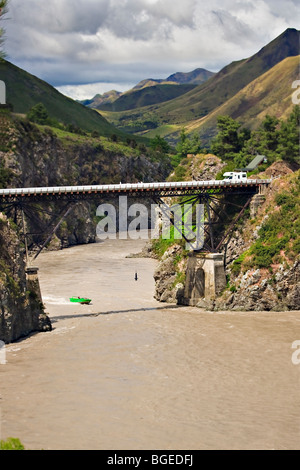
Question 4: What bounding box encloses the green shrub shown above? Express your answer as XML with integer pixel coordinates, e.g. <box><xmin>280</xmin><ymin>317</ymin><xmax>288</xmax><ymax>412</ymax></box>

<box><xmin>250</xmin><ymin>175</ymin><xmax>300</xmax><ymax>267</ymax></box>
<box><xmin>0</xmin><ymin>438</ymin><xmax>25</xmax><ymax>450</ymax></box>
<box><xmin>292</xmin><ymin>238</ymin><xmax>300</xmax><ymax>255</ymax></box>
<box><xmin>231</xmin><ymin>251</ymin><xmax>248</xmax><ymax>275</ymax></box>
<box><xmin>275</xmin><ymin>193</ymin><xmax>290</xmax><ymax>206</ymax></box>
<box><xmin>27</xmin><ymin>103</ymin><xmax>49</xmax><ymax>125</ymax></box>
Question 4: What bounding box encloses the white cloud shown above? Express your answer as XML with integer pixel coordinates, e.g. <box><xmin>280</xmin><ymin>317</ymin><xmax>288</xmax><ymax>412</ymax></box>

<box><xmin>56</xmin><ymin>81</ymin><xmax>135</xmax><ymax>101</ymax></box>
<box><xmin>3</xmin><ymin>0</ymin><xmax>300</xmax><ymax>99</ymax></box>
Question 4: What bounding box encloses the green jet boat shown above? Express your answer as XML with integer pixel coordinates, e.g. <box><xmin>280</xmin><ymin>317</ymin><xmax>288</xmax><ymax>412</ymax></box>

<box><xmin>70</xmin><ymin>296</ymin><xmax>91</xmax><ymax>305</ymax></box>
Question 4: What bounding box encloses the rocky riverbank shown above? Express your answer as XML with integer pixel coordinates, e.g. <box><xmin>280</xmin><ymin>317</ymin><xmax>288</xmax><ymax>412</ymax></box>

<box><xmin>0</xmin><ymin>214</ymin><xmax>51</xmax><ymax>343</ymax></box>
<box><xmin>150</xmin><ymin>157</ymin><xmax>300</xmax><ymax>312</ymax></box>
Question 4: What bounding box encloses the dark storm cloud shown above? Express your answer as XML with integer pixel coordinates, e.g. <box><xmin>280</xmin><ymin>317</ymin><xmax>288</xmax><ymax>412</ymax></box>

<box><xmin>4</xmin><ymin>0</ymin><xmax>300</xmax><ymax>99</ymax></box>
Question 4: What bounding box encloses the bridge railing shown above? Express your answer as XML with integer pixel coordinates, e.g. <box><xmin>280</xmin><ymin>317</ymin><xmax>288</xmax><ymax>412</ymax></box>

<box><xmin>0</xmin><ymin>179</ymin><xmax>272</xmax><ymax>198</ymax></box>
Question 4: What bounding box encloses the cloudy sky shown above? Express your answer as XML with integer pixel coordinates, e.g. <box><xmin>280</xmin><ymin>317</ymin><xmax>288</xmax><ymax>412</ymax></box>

<box><xmin>3</xmin><ymin>0</ymin><xmax>300</xmax><ymax>100</ymax></box>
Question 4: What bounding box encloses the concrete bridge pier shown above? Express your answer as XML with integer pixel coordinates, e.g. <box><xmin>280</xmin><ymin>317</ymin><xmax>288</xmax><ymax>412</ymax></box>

<box><xmin>180</xmin><ymin>252</ymin><xmax>227</xmax><ymax>306</ymax></box>
<box><xmin>25</xmin><ymin>266</ymin><xmax>43</xmax><ymax>303</ymax></box>
<box><xmin>250</xmin><ymin>194</ymin><xmax>266</xmax><ymax>218</ymax></box>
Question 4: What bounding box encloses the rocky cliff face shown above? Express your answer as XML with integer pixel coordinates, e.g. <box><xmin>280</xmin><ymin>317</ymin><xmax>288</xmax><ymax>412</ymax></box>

<box><xmin>0</xmin><ymin>113</ymin><xmax>171</xmax><ymax>342</ymax></box>
<box><xmin>168</xmin><ymin>153</ymin><xmax>226</xmax><ymax>182</ymax></box>
<box><xmin>215</xmin><ymin>260</ymin><xmax>300</xmax><ymax>311</ymax></box>
<box><xmin>0</xmin><ymin>214</ymin><xmax>51</xmax><ymax>343</ymax></box>
<box><xmin>0</xmin><ymin>114</ymin><xmax>171</xmax><ymax>251</ymax></box>
<box><xmin>151</xmin><ymin>159</ymin><xmax>300</xmax><ymax>312</ymax></box>
<box><xmin>153</xmin><ymin>244</ymin><xmax>186</xmax><ymax>303</ymax></box>
<box><xmin>214</xmin><ymin>166</ymin><xmax>300</xmax><ymax>311</ymax></box>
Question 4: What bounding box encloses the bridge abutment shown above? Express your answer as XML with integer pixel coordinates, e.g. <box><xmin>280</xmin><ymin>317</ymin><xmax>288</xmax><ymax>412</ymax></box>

<box><xmin>25</xmin><ymin>266</ymin><xmax>43</xmax><ymax>303</ymax></box>
<box><xmin>250</xmin><ymin>194</ymin><xmax>266</xmax><ymax>218</ymax></box>
<box><xmin>180</xmin><ymin>252</ymin><xmax>226</xmax><ymax>306</ymax></box>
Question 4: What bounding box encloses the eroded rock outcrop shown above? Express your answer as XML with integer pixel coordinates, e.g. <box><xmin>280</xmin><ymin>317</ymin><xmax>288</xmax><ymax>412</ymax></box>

<box><xmin>0</xmin><ymin>214</ymin><xmax>52</xmax><ymax>343</ymax></box>
<box><xmin>152</xmin><ymin>162</ymin><xmax>300</xmax><ymax>312</ymax></box>
<box><xmin>153</xmin><ymin>245</ymin><xmax>186</xmax><ymax>303</ymax></box>
<box><xmin>215</xmin><ymin>260</ymin><xmax>300</xmax><ymax>311</ymax></box>
<box><xmin>0</xmin><ymin>115</ymin><xmax>172</xmax><ymax>251</ymax></box>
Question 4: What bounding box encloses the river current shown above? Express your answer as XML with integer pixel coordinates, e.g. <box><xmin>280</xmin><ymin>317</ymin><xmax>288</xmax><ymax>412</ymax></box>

<box><xmin>1</xmin><ymin>236</ymin><xmax>299</xmax><ymax>450</ymax></box>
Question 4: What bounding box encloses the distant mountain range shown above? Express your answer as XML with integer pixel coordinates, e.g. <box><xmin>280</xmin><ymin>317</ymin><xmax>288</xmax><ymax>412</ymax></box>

<box><xmin>80</xmin><ymin>67</ymin><xmax>215</xmax><ymax>111</ymax></box>
<box><xmin>95</xmin><ymin>27</ymin><xmax>300</xmax><ymax>144</ymax></box>
<box><xmin>1</xmin><ymin>27</ymin><xmax>299</xmax><ymax>146</ymax></box>
<box><xmin>97</xmin><ymin>84</ymin><xmax>198</xmax><ymax>112</ymax></box>
<box><xmin>129</xmin><ymin>67</ymin><xmax>215</xmax><ymax>90</ymax></box>
<box><xmin>80</xmin><ymin>90</ymin><xmax>122</xmax><ymax>108</ymax></box>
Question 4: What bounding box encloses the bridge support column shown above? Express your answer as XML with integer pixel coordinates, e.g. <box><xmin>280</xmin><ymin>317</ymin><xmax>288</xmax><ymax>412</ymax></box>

<box><xmin>25</xmin><ymin>266</ymin><xmax>42</xmax><ymax>303</ymax></box>
<box><xmin>250</xmin><ymin>194</ymin><xmax>266</xmax><ymax>218</ymax></box>
<box><xmin>180</xmin><ymin>252</ymin><xmax>226</xmax><ymax>306</ymax></box>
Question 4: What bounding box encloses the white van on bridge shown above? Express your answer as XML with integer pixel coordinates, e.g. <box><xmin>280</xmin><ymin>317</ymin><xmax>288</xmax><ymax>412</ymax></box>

<box><xmin>223</xmin><ymin>171</ymin><xmax>247</xmax><ymax>182</ymax></box>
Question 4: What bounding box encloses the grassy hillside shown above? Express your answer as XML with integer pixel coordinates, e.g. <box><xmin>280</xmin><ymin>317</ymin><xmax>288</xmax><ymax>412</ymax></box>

<box><xmin>152</xmin><ymin>28</ymin><xmax>299</xmax><ymax>123</ymax></box>
<box><xmin>186</xmin><ymin>55</ymin><xmax>300</xmax><ymax>142</ymax></box>
<box><xmin>82</xmin><ymin>68</ymin><xmax>214</xmax><ymax>111</ymax></box>
<box><xmin>99</xmin><ymin>84</ymin><xmax>197</xmax><ymax>112</ymax></box>
<box><xmin>0</xmin><ymin>59</ymin><xmax>127</xmax><ymax>138</ymax></box>
<box><xmin>166</xmin><ymin>68</ymin><xmax>215</xmax><ymax>85</ymax></box>
<box><xmin>231</xmin><ymin>170</ymin><xmax>300</xmax><ymax>272</ymax></box>
<box><xmin>131</xmin><ymin>78</ymin><xmax>177</xmax><ymax>90</ymax></box>
<box><xmin>101</xmin><ymin>28</ymin><xmax>299</xmax><ymax>143</ymax></box>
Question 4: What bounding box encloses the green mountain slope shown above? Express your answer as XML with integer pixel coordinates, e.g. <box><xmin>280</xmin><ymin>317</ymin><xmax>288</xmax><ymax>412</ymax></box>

<box><xmin>153</xmin><ymin>28</ymin><xmax>300</xmax><ymax>123</ymax></box>
<box><xmin>99</xmin><ymin>84</ymin><xmax>197</xmax><ymax>112</ymax></box>
<box><xmin>0</xmin><ymin>59</ymin><xmax>125</xmax><ymax>137</ymax></box>
<box><xmin>102</xmin><ymin>28</ymin><xmax>299</xmax><ymax>142</ymax></box>
<box><xmin>186</xmin><ymin>55</ymin><xmax>300</xmax><ymax>141</ymax></box>
<box><xmin>166</xmin><ymin>68</ymin><xmax>215</xmax><ymax>85</ymax></box>
<box><xmin>83</xmin><ymin>68</ymin><xmax>214</xmax><ymax>111</ymax></box>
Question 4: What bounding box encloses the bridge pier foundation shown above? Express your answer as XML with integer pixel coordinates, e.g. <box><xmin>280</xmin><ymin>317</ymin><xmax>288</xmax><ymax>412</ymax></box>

<box><xmin>250</xmin><ymin>194</ymin><xmax>266</xmax><ymax>218</ymax></box>
<box><xmin>25</xmin><ymin>266</ymin><xmax>43</xmax><ymax>303</ymax></box>
<box><xmin>180</xmin><ymin>252</ymin><xmax>226</xmax><ymax>306</ymax></box>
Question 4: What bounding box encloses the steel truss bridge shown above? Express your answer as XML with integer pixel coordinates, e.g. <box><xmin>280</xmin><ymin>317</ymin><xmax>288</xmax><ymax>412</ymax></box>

<box><xmin>0</xmin><ymin>179</ymin><xmax>270</xmax><ymax>202</ymax></box>
<box><xmin>0</xmin><ymin>179</ymin><xmax>271</xmax><ymax>258</ymax></box>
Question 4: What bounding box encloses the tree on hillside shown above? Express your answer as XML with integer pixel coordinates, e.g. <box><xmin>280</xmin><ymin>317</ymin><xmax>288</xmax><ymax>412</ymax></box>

<box><xmin>242</xmin><ymin>115</ymin><xmax>280</xmax><ymax>162</ymax></box>
<box><xmin>277</xmin><ymin>106</ymin><xmax>300</xmax><ymax>165</ymax></box>
<box><xmin>175</xmin><ymin>128</ymin><xmax>202</xmax><ymax>161</ymax></box>
<box><xmin>0</xmin><ymin>0</ymin><xmax>8</xmax><ymax>59</ymax></box>
<box><xmin>210</xmin><ymin>109</ymin><xmax>300</xmax><ymax>169</ymax></box>
<box><xmin>150</xmin><ymin>135</ymin><xmax>170</xmax><ymax>154</ymax></box>
<box><xmin>27</xmin><ymin>103</ymin><xmax>49</xmax><ymax>125</ymax></box>
<box><xmin>210</xmin><ymin>115</ymin><xmax>244</xmax><ymax>160</ymax></box>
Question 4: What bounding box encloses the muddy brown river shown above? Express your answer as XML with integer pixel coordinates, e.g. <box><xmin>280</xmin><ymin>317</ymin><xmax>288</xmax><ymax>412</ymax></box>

<box><xmin>1</xmin><ymin>237</ymin><xmax>299</xmax><ymax>450</ymax></box>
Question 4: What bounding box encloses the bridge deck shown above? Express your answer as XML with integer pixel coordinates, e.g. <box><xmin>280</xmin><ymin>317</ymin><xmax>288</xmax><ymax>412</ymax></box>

<box><xmin>0</xmin><ymin>179</ymin><xmax>271</xmax><ymax>202</ymax></box>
